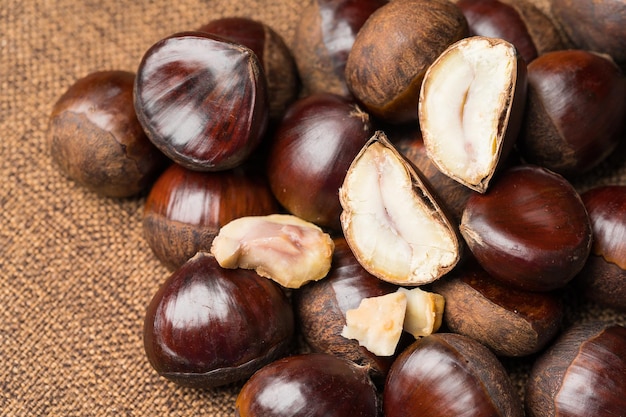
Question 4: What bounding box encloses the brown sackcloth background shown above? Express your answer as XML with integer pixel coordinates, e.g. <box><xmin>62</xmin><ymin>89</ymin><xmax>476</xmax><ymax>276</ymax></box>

<box><xmin>1</xmin><ymin>0</ymin><xmax>625</xmax><ymax>415</ymax></box>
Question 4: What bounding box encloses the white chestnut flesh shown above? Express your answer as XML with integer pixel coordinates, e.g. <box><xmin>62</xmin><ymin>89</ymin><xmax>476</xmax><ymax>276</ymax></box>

<box><xmin>398</xmin><ymin>287</ymin><xmax>445</xmax><ymax>338</ymax></box>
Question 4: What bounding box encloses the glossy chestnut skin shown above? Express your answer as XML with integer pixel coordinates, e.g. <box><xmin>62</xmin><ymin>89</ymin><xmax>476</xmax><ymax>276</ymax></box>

<box><xmin>48</xmin><ymin>70</ymin><xmax>168</xmax><ymax>197</ymax></box>
<box><xmin>235</xmin><ymin>353</ymin><xmax>380</xmax><ymax>417</ymax></box>
<box><xmin>432</xmin><ymin>258</ymin><xmax>563</xmax><ymax>357</ymax></box>
<box><xmin>460</xmin><ymin>164</ymin><xmax>592</xmax><ymax>292</ymax></box>
<box><xmin>143</xmin><ymin>252</ymin><xmax>295</xmax><ymax>388</ymax></box>
<box><xmin>526</xmin><ymin>321</ymin><xmax>626</xmax><ymax>417</ymax></box>
<box><xmin>517</xmin><ymin>50</ymin><xmax>626</xmax><ymax>177</ymax></box>
<box><xmin>575</xmin><ymin>185</ymin><xmax>626</xmax><ymax>310</ymax></box>
<box><xmin>293</xmin><ymin>237</ymin><xmax>399</xmax><ymax>384</ymax></box>
<box><xmin>134</xmin><ymin>31</ymin><xmax>269</xmax><ymax>171</ymax></box>
<box><xmin>197</xmin><ymin>17</ymin><xmax>299</xmax><ymax>121</ymax></box>
<box><xmin>292</xmin><ymin>0</ymin><xmax>386</xmax><ymax>97</ymax></box>
<box><xmin>266</xmin><ymin>93</ymin><xmax>373</xmax><ymax>230</ymax></box>
<box><xmin>143</xmin><ymin>163</ymin><xmax>279</xmax><ymax>271</ymax></box>
<box><xmin>384</xmin><ymin>333</ymin><xmax>524</xmax><ymax>417</ymax></box>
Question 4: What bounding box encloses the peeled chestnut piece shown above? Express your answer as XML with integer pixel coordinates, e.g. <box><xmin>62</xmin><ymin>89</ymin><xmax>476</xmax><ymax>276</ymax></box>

<box><xmin>143</xmin><ymin>252</ymin><xmax>295</xmax><ymax>388</ymax></box>
<box><xmin>517</xmin><ymin>50</ymin><xmax>626</xmax><ymax>177</ymax></box>
<box><xmin>134</xmin><ymin>31</ymin><xmax>269</xmax><ymax>171</ymax></box>
<box><xmin>197</xmin><ymin>17</ymin><xmax>299</xmax><ymax>121</ymax></box>
<box><xmin>432</xmin><ymin>259</ymin><xmax>563</xmax><ymax>357</ymax></box>
<box><xmin>47</xmin><ymin>70</ymin><xmax>168</xmax><ymax>197</ymax></box>
<box><xmin>526</xmin><ymin>321</ymin><xmax>626</xmax><ymax>417</ymax></box>
<box><xmin>267</xmin><ymin>93</ymin><xmax>373</xmax><ymax>230</ymax></box>
<box><xmin>142</xmin><ymin>163</ymin><xmax>278</xmax><ymax>271</ymax></box>
<box><xmin>460</xmin><ymin>164</ymin><xmax>592</xmax><ymax>292</ymax></box>
<box><xmin>292</xmin><ymin>0</ymin><xmax>386</xmax><ymax>97</ymax></box>
<box><xmin>345</xmin><ymin>0</ymin><xmax>468</xmax><ymax>123</ymax></box>
<box><xmin>384</xmin><ymin>333</ymin><xmax>524</xmax><ymax>417</ymax></box>
<box><xmin>235</xmin><ymin>353</ymin><xmax>380</xmax><ymax>417</ymax></box>
<box><xmin>294</xmin><ymin>237</ymin><xmax>400</xmax><ymax>383</ymax></box>
<box><xmin>419</xmin><ymin>36</ymin><xmax>527</xmax><ymax>193</ymax></box>
<box><xmin>575</xmin><ymin>185</ymin><xmax>626</xmax><ymax>310</ymax></box>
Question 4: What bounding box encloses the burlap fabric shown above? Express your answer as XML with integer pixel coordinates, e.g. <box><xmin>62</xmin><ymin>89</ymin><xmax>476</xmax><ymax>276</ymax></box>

<box><xmin>1</xmin><ymin>0</ymin><xmax>624</xmax><ymax>415</ymax></box>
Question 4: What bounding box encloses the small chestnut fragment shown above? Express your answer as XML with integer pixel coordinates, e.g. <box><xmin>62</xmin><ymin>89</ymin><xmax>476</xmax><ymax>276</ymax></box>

<box><xmin>142</xmin><ymin>163</ymin><xmax>279</xmax><ymax>271</ymax></box>
<box><xmin>526</xmin><ymin>321</ymin><xmax>626</xmax><ymax>417</ymax></box>
<box><xmin>384</xmin><ymin>333</ymin><xmax>524</xmax><ymax>417</ymax></box>
<box><xmin>143</xmin><ymin>252</ymin><xmax>295</xmax><ymax>388</ymax></box>
<box><xmin>419</xmin><ymin>36</ymin><xmax>527</xmax><ymax>193</ymax></box>
<box><xmin>575</xmin><ymin>185</ymin><xmax>626</xmax><ymax>310</ymax></box>
<box><xmin>235</xmin><ymin>353</ymin><xmax>380</xmax><ymax>417</ymax></box>
<box><xmin>339</xmin><ymin>131</ymin><xmax>461</xmax><ymax>286</ymax></box>
<box><xmin>134</xmin><ymin>31</ymin><xmax>269</xmax><ymax>171</ymax></box>
<box><xmin>460</xmin><ymin>164</ymin><xmax>592</xmax><ymax>292</ymax></box>
<box><xmin>345</xmin><ymin>0</ymin><xmax>468</xmax><ymax>123</ymax></box>
<box><xmin>47</xmin><ymin>70</ymin><xmax>167</xmax><ymax>197</ymax></box>
<box><xmin>210</xmin><ymin>214</ymin><xmax>335</xmax><ymax>289</ymax></box>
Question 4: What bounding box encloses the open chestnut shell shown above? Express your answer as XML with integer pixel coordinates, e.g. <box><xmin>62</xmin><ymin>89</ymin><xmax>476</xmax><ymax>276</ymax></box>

<box><xmin>143</xmin><ymin>252</ymin><xmax>295</xmax><ymax>388</ymax></box>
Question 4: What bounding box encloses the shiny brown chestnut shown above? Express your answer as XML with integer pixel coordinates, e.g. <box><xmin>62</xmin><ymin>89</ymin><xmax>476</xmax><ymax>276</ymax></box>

<box><xmin>460</xmin><ymin>164</ymin><xmax>592</xmax><ymax>292</ymax></box>
<box><xmin>345</xmin><ymin>0</ymin><xmax>468</xmax><ymax>123</ymax></box>
<box><xmin>47</xmin><ymin>70</ymin><xmax>168</xmax><ymax>197</ymax></box>
<box><xmin>235</xmin><ymin>352</ymin><xmax>380</xmax><ymax>417</ymax></box>
<box><xmin>197</xmin><ymin>17</ymin><xmax>299</xmax><ymax>121</ymax></box>
<box><xmin>432</xmin><ymin>258</ymin><xmax>563</xmax><ymax>357</ymax></box>
<box><xmin>293</xmin><ymin>237</ymin><xmax>400</xmax><ymax>384</ymax></box>
<box><xmin>575</xmin><ymin>185</ymin><xmax>626</xmax><ymax>310</ymax></box>
<box><xmin>526</xmin><ymin>321</ymin><xmax>626</xmax><ymax>417</ymax></box>
<box><xmin>143</xmin><ymin>252</ymin><xmax>295</xmax><ymax>388</ymax></box>
<box><xmin>134</xmin><ymin>31</ymin><xmax>269</xmax><ymax>171</ymax></box>
<box><xmin>292</xmin><ymin>0</ymin><xmax>386</xmax><ymax>97</ymax></box>
<box><xmin>517</xmin><ymin>50</ymin><xmax>626</xmax><ymax>177</ymax></box>
<box><xmin>384</xmin><ymin>332</ymin><xmax>524</xmax><ymax>417</ymax></box>
<box><xmin>266</xmin><ymin>92</ymin><xmax>373</xmax><ymax>230</ymax></box>
<box><xmin>142</xmin><ymin>163</ymin><xmax>278</xmax><ymax>271</ymax></box>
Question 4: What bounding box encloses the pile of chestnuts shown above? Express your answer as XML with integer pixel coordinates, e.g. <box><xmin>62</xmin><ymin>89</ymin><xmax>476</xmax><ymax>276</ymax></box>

<box><xmin>47</xmin><ymin>0</ymin><xmax>626</xmax><ymax>415</ymax></box>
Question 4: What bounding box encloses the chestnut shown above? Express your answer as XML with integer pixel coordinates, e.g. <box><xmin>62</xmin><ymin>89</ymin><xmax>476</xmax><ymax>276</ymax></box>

<box><xmin>266</xmin><ymin>92</ymin><xmax>373</xmax><ymax>230</ymax></box>
<box><xmin>143</xmin><ymin>252</ymin><xmax>295</xmax><ymax>388</ymax></box>
<box><xmin>292</xmin><ymin>0</ymin><xmax>386</xmax><ymax>97</ymax></box>
<box><xmin>517</xmin><ymin>49</ymin><xmax>626</xmax><ymax>177</ymax></box>
<box><xmin>384</xmin><ymin>332</ymin><xmax>524</xmax><ymax>417</ymax></box>
<box><xmin>142</xmin><ymin>163</ymin><xmax>279</xmax><ymax>271</ymax></box>
<box><xmin>134</xmin><ymin>31</ymin><xmax>269</xmax><ymax>171</ymax></box>
<box><xmin>574</xmin><ymin>185</ymin><xmax>626</xmax><ymax>311</ymax></box>
<box><xmin>525</xmin><ymin>321</ymin><xmax>626</xmax><ymax>417</ymax></box>
<box><xmin>47</xmin><ymin>70</ymin><xmax>168</xmax><ymax>197</ymax></box>
<box><xmin>460</xmin><ymin>164</ymin><xmax>592</xmax><ymax>292</ymax></box>
<box><xmin>235</xmin><ymin>353</ymin><xmax>380</xmax><ymax>417</ymax></box>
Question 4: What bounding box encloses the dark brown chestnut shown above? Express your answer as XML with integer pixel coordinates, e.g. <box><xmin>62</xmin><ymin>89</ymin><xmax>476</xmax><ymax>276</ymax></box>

<box><xmin>197</xmin><ymin>17</ymin><xmax>299</xmax><ymax>121</ymax></box>
<box><xmin>293</xmin><ymin>237</ymin><xmax>400</xmax><ymax>383</ymax></box>
<box><xmin>47</xmin><ymin>70</ymin><xmax>168</xmax><ymax>197</ymax></box>
<box><xmin>292</xmin><ymin>0</ymin><xmax>386</xmax><ymax>97</ymax></box>
<box><xmin>526</xmin><ymin>321</ymin><xmax>626</xmax><ymax>417</ymax></box>
<box><xmin>143</xmin><ymin>252</ymin><xmax>295</xmax><ymax>388</ymax></box>
<box><xmin>266</xmin><ymin>92</ymin><xmax>373</xmax><ymax>230</ymax></box>
<box><xmin>517</xmin><ymin>50</ymin><xmax>626</xmax><ymax>177</ymax></box>
<box><xmin>384</xmin><ymin>332</ymin><xmax>524</xmax><ymax>417</ymax></box>
<box><xmin>142</xmin><ymin>163</ymin><xmax>279</xmax><ymax>271</ymax></box>
<box><xmin>575</xmin><ymin>185</ymin><xmax>626</xmax><ymax>310</ymax></box>
<box><xmin>235</xmin><ymin>353</ymin><xmax>380</xmax><ymax>417</ymax></box>
<box><xmin>432</xmin><ymin>258</ymin><xmax>563</xmax><ymax>357</ymax></box>
<box><xmin>460</xmin><ymin>164</ymin><xmax>592</xmax><ymax>292</ymax></box>
<box><xmin>345</xmin><ymin>0</ymin><xmax>468</xmax><ymax>123</ymax></box>
<box><xmin>134</xmin><ymin>31</ymin><xmax>269</xmax><ymax>171</ymax></box>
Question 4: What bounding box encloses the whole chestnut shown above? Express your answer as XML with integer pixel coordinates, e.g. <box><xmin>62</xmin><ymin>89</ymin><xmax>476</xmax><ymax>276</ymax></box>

<box><xmin>47</xmin><ymin>70</ymin><xmax>168</xmax><ymax>197</ymax></box>
<box><xmin>526</xmin><ymin>321</ymin><xmax>626</xmax><ymax>417</ymax></box>
<box><xmin>143</xmin><ymin>252</ymin><xmax>295</xmax><ymax>388</ymax></box>
<box><xmin>134</xmin><ymin>31</ymin><xmax>269</xmax><ymax>171</ymax></box>
<box><xmin>235</xmin><ymin>353</ymin><xmax>380</xmax><ymax>417</ymax></box>
<box><xmin>142</xmin><ymin>163</ymin><xmax>279</xmax><ymax>271</ymax></box>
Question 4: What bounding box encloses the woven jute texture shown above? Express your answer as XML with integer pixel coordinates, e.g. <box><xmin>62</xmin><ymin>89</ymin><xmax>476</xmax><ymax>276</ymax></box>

<box><xmin>1</xmin><ymin>0</ymin><xmax>624</xmax><ymax>415</ymax></box>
